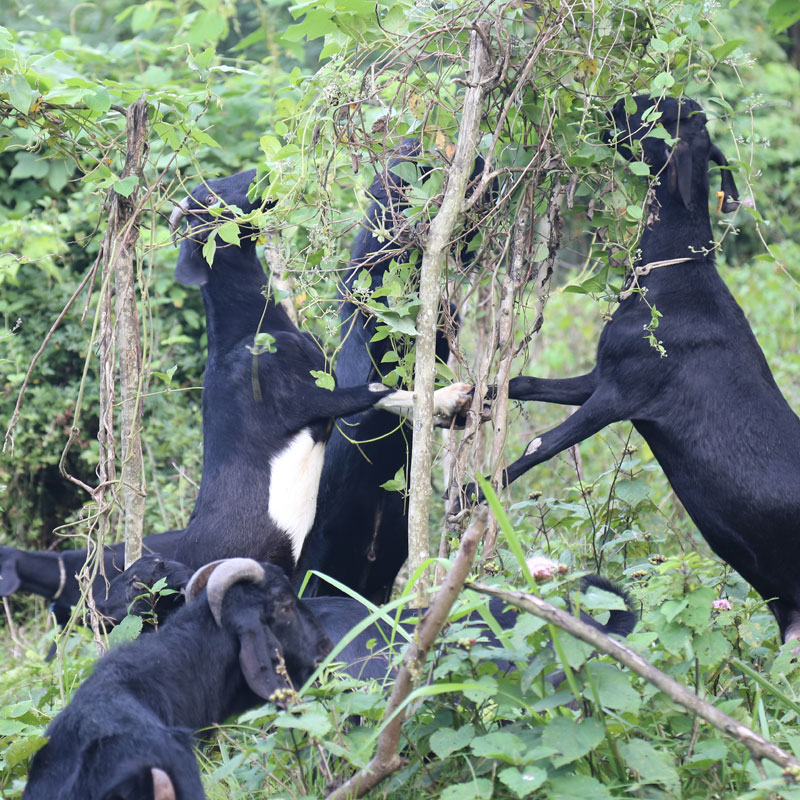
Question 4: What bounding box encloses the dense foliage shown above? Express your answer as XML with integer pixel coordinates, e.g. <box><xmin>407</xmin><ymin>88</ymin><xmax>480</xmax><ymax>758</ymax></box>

<box><xmin>1</xmin><ymin>0</ymin><xmax>800</xmax><ymax>797</ymax></box>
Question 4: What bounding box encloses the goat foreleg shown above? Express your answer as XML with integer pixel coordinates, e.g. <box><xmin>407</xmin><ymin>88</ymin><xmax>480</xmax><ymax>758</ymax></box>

<box><xmin>455</xmin><ymin>391</ymin><xmax>625</xmax><ymax>510</ymax></box>
<box><xmin>505</xmin><ymin>371</ymin><xmax>598</xmax><ymax>405</ymax></box>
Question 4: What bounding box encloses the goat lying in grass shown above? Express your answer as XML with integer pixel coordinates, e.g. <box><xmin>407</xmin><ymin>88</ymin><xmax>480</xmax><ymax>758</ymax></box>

<box><xmin>0</xmin><ymin>530</ymin><xmax>183</xmax><ymax>627</ymax></box>
<box><xmin>472</xmin><ymin>94</ymin><xmax>800</xmax><ymax>643</ymax></box>
<box><xmin>93</xmin><ymin>553</ymin><xmax>636</xmax><ymax>682</ymax></box>
<box><xmin>166</xmin><ymin>169</ymin><xmax>472</xmax><ymax>575</ymax></box>
<box><xmin>23</xmin><ymin>558</ymin><xmax>331</xmax><ymax>800</ymax></box>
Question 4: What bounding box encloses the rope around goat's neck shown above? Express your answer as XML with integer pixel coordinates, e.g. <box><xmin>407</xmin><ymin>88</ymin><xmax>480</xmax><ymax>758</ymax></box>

<box><xmin>51</xmin><ymin>556</ymin><xmax>67</xmax><ymax>601</ymax></box>
<box><xmin>618</xmin><ymin>257</ymin><xmax>696</xmax><ymax>301</ymax></box>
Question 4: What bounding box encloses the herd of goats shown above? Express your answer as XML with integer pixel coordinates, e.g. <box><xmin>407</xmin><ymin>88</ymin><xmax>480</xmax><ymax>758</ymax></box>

<box><xmin>2</xmin><ymin>93</ymin><xmax>800</xmax><ymax>799</ymax></box>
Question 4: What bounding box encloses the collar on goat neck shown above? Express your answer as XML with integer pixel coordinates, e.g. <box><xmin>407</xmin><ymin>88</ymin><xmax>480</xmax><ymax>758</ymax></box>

<box><xmin>51</xmin><ymin>556</ymin><xmax>66</xmax><ymax>601</ymax></box>
<box><xmin>618</xmin><ymin>257</ymin><xmax>697</xmax><ymax>302</ymax></box>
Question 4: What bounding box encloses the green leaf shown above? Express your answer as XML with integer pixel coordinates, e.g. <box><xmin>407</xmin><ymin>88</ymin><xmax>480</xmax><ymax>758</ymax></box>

<box><xmin>629</xmin><ymin>161</ymin><xmax>650</xmax><ymax>176</ymax></box>
<box><xmin>4</xmin><ymin>734</ymin><xmax>48</xmax><ymax>768</ymax></box>
<box><xmin>649</xmin><ymin>38</ymin><xmax>669</xmax><ymax>53</ymax></box>
<box><xmin>625</xmin><ymin>204</ymin><xmax>643</xmax><ymax>221</ymax></box>
<box><xmin>282</xmin><ymin>10</ymin><xmax>337</xmax><ymax>43</ymax></box>
<box><xmin>498</xmin><ymin>766</ymin><xmax>547</xmax><ymax>798</ymax></box>
<box><xmin>619</xmin><ymin>739</ymin><xmax>679</xmax><ymax>789</ymax></box>
<box><xmin>273</xmin><ymin>710</ymin><xmax>331</xmax><ymax>737</ymax></box>
<box><xmin>548</xmin><ymin>774</ymin><xmax>612</xmax><ymax>800</ymax></box>
<box><xmin>380</xmin><ymin>466</ymin><xmax>406</xmax><ymax>493</ymax></box>
<box><xmin>581</xmin><ymin>585</ymin><xmax>629</xmax><ymax>612</ymax></box>
<box><xmin>0</xmin><ymin>719</ymin><xmax>27</xmax><ymax>735</ymax></box>
<box><xmin>767</xmin><ymin>0</ymin><xmax>800</xmax><ymax>32</ymax></box>
<box><xmin>439</xmin><ymin>778</ymin><xmax>492</xmax><ymax>800</ymax></box>
<box><xmin>615</xmin><ymin>478</ymin><xmax>649</xmax><ymax>506</ymax></box>
<box><xmin>217</xmin><ymin>220</ymin><xmax>240</xmax><ymax>246</ymax></box>
<box><xmin>470</xmin><ymin>731</ymin><xmax>526</xmax><ymax>765</ymax></box>
<box><xmin>586</xmin><ymin>662</ymin><xmax>641</xmax><ymax>713</ymax></box>
<box><xmin>710</xmin><ymin>39</ymin><xmax>745</xmax><ymax>60</ymax></box>
<box><xmin>202</xmin><ymin>235</ymin><xmax>217</xmax><ymax>265</ymax></box>
<box><xmin>186</xmin><ymin>11</ymin><xmax>226</xmax><ymax>46</ymax></box>
<box><xmin>685</xmin><ymin>739</ymin><xmax>727</xmax><ymax>769</ymax></box>
<box><xmin>310</xmin><ymin>370</ymin><xmax>335</xmax><ymax>391</ymax></box>
<box><xmin>541</xmin><ymin>717</ymin><xmax>604</xmax><ymax>767</ymax></box>
<box><xmin>114</xmin><ymin>176</ymin><xmax>139</xmax><ymax>198</ymax></box>
<box><xmin>651</xmin><ymin>71</ymin><xmax>675</xmax><ymax>91</ymax></box>
<box><xmin>693</xmin><ymin>629</ymin><xmax>731</xmax><ymax>666</ymax></box>
<box><xmin>85</xmin><ymin>86</ymin><xmax>111</xmax><ymax>114</ymax></box>
<box><xmin>109</xmin><ymin>613</ymin><xmax>144</xmax><ymax>646</ymax></box>
<box><xmin>429</xmin><ymin>724</ymin><xmax>474</xmax><ymax>758</ymax></box>
<box><xmin>2</xmin><ymin>73</ymin><xmax>35</xmax><ymax>113</ymax></box>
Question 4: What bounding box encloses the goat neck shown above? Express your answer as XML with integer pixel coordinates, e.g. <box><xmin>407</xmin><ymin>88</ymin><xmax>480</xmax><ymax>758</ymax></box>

<box><xmin>200</xmin><ymin>244</ymin><xmax>294</xmax><ymax>356</ymax></box>
<box><xmin>637</xmin><ymin>163</ymin><xmax>715</xmax><ymax>267</ymax></box>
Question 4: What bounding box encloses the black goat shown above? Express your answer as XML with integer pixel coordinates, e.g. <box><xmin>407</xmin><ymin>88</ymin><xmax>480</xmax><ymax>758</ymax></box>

<box><xmin>297</xmin><ymin>141</ymin><xmax>477</xmax><ymax>603</ymax></box>
<box><xmin>92</xmin><ymin>551</ymin><xmax>635</xmax><ymax>683</ymax></box>
<box><xmin>23</xmin><ymin>558</ymin><xmax>331</xmax><ymax>800</ymax></box>
<box><xmin>304</xmin><ymin>573</ymin><xmax>636</xmax><ymax>680</ymax></box>
<box><xmin>477</xmin><ymin>95</ymin><xmax>800</xmax><ymax>643</ymax></box>
<box><xmin>94</xmin><ymin>554</ymin><xmax>193</xmax><ymax>625</ymax></box>
<box><xmin>0</xmin><ymin>530</ymin><xmax>183</xmax><ymax>627</ymax></box>
<box><xmin>167</xmin><ymin>169</ymin><xmax>472</xmax><ymax>575</ymax></box>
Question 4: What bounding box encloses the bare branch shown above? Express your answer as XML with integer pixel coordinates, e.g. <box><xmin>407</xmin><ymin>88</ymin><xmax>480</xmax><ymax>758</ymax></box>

<box><xmin>406</xmin><ymin>25</ymin><xmax>493</xmax><ymax>606</ymax></box>
<box><xmin>325</xmin><ymin>509</ymin><xmax>489</xmax><ymax>800</ymax></box>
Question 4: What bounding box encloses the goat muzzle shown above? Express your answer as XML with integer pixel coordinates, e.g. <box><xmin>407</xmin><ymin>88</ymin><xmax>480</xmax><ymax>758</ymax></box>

<box><xmin>168</xmin><ymin>198</ymin><xmax>191</xmax><ymax>246</ymax></box>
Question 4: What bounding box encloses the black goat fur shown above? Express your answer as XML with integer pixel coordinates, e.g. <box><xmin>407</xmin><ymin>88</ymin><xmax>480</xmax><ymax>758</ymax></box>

<box><xmin>297</xmin><ymin>142</ymin><xmax>488</xmax><ymax>603</ymax></box>
<box><xmin>304</xmin><ymin>574</ymin><xmax>636</xmax><ymax>680</ymax></box>
<box><xmin>23</xmin><ymin>561</ymin><xmax>331</xmax><ymax>800</ymax></box>
<box><xmin>90</xmin><ymin>558</ymin><xmax>635</xmax><ymax>684</ymax></box>
<box><xmin>476</xmin><ymin>94</ymin><xmax>800</xmax><ymax>643</ymax></box>
<box><xmin>168</xmin><ymin>168</ymin><xmax>470</xmax><ymax>575</ymax></box>
<box><xmin>0</xmin><ymin>530</ymin><xmax>183</xmax><ymax>627</ymax></box>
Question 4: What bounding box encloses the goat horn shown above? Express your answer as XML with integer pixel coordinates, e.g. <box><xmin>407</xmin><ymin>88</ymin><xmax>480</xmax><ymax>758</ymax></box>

<box><xmin>168</xmin><ymin>197</ymin><xmax>191</xmax><ymax>246</ymax></box>
<box><xmin>184</xmin><ymin>559</ymin><xmax>228</xmax><ymax>604</ymax></box>
<box><xmin>151</xmin><ymin>767</ymin><xmax>176</xmax><ymax>800</ymax></box>
<box><xmin>205</xmin><ymin>558</ymin><xmax>265</xmax><ymax>627</ymax></box>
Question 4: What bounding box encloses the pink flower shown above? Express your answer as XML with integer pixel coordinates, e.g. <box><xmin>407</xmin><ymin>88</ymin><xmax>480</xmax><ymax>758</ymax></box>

<box><xmin>712</xmin><ymin>598</ymin><xmax>732</xmax><ymax>611</ymax></box>
<box><xmin>526</xmin><ymin>556</ymin><xmax>566</xmax><ymax>581</ymax></box>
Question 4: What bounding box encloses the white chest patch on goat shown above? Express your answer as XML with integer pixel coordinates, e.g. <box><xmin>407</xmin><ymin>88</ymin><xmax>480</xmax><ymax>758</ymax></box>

<box><xmin>525</xmin><ymin>437</ymin><xmax>542</xmax><ymax>457</ymax></box>
<box><xmin>268</xmin><ymin>428</ymin><xmax>327</xmax><ymax>561</ymax></box>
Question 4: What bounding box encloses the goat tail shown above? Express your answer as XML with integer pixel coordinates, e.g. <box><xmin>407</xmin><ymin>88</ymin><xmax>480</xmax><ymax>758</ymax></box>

<box><xmin>577</xmin><ymin>574</ymin><xmax>637</xmax><ymax>638</ymax></box>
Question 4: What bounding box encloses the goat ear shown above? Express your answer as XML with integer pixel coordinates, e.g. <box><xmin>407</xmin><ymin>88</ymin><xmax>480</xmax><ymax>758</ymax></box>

<box><xmin>232</xmin><ymin>606</ymin><xmax>285</xmax><ymax>699</ymax></box>
<box><xmin>709</xmin><ymin>143</ymin><xmax>740</xmax><ymax>213</ymax></box>
<box><xmin>667</xmin><ymin>140</ymin><xmax>693</xmax><ymax>210</ymax></box>
<box><xmin>0</xmin><ymin>554</ymin><xmax>20</xmax><ymax>596</ymax></box>
<box><xmin>174</xmin><ymin>245</ymin><xmax>210</xmax><ymax>286</ymax></box>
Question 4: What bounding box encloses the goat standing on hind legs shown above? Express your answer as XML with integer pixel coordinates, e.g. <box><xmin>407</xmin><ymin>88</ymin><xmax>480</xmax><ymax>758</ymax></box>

<box><xmin>469</xmin><ymin>94</ymin><xmax>800</xmax><ymax>645</ymax></box>
<box><xmin>167</xmin><ymin>169</ymin><xmax>472</xmax><ymax>574</ymax></box>
<box><xmin>297</xmin><ymin>141</ymin><xmax>485</xmax><ymax>603</ymax></box>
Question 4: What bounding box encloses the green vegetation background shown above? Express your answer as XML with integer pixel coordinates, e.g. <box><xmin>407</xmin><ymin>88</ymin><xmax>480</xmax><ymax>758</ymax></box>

<box><xmin>1</xmin><ymin>0</ymin><xmax>800</xmax><ymax>797</ymax></box>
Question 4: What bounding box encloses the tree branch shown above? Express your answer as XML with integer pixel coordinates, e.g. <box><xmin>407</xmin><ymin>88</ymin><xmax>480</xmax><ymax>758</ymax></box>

<box><xmin>105</xmin><ymin>95</ymin><xmax>149</xmax><ymax>567</ymax></box>
<box><xmin>406</xmin><ymin>25</ymin><xmax>493</xmax><ymax>606</ymax></box>
<box><xmin>325</xmin><ymin>508</ymin><xmax>490</xmax><ymax>800</ymax></box>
